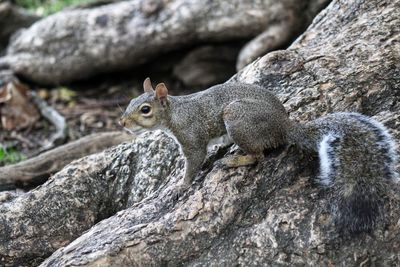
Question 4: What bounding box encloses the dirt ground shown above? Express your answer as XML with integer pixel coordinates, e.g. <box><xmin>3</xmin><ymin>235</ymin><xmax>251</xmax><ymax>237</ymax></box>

<box><xmin>0</xmin><ymin>70</ymin><xmax>196</xmax><ymax>166</ymax></box>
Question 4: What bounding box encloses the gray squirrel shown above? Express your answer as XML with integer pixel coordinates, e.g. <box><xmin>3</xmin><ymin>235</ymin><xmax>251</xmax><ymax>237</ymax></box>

<box><xmin>120</xmin><ymin>78</ymin><xmax>399</xmax><ymax>234</ymax></box>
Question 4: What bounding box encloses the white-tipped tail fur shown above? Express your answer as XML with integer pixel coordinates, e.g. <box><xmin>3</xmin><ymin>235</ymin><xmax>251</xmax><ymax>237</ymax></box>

<box><xmin>310</xmin><ymin>112</ymin><xmax>399</xmax><ymax>234</ymax></box>
<box><xmin>318</xmin><ymin>133</ymin><xmax>339</xmax><ymax>187</ymax></box>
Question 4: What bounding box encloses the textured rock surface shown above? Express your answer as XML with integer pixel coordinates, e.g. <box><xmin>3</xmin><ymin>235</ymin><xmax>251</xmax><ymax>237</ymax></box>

<box><xmin>4</xmin><ymin>0</ymin><xmax>327</xmax><ymax>84</ymax></box>
<box><xmin>0</xmin><ymin>0</ymin><xmax>399</xmax><ymax>266</ymax></box>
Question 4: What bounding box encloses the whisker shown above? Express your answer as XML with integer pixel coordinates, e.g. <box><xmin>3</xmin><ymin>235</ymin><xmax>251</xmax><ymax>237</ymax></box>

<box><xmin>117</xmin><ymin>102</ymin><xmax>123</xmax><ymax>114</ymax></box>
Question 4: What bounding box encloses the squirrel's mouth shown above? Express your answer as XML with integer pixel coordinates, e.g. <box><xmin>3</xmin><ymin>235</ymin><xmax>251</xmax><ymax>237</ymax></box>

<box><xmin>123</xmin><ymin>126</ymin><xmax>146</xmax><ymax>135</ymax></box>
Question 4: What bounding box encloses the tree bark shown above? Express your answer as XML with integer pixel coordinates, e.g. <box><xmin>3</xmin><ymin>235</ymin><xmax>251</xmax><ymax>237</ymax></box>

<box><xmin>0</xmin><ymin>131</ymin><xmax>181</xmax><ymax>267</ymax></box>
<box><xmin>0</xmin><ymin>131</ymin><xmax>132</xmax><ymax>188</ymax></box>
<box><xmin>173</xmin><ymin>44</ymin><xmax>240</xmax><ymax>88</ymax></box>
<box><xmin>4</xmin><ymin>0</ymin><xmax>327</xmax><ymax>84</ymax></box>
<box><xmin>1</xmin><ymin>0</ymin><xmax>400</xmax><ymax>266</ymax></box>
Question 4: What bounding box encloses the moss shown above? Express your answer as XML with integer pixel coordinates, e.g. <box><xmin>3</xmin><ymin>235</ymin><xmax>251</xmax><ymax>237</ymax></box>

<box><xmin>15</xmin><ymin>0</ymin><xmax>94</xmax><ymax>16</ymax></box>
<box><xmin>0</xmin><ymin>146</ymin><xmax>26</xmax><ymax>165</ymax></box>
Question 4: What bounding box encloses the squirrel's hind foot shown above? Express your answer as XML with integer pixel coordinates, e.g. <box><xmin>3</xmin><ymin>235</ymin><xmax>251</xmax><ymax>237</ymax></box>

<box><xmin>221</xmin><ymin>154</ymin><xmax>263</xmax><ymax>168</ymax></box>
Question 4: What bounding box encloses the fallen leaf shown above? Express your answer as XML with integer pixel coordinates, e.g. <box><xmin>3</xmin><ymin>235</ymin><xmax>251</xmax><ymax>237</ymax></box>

<box><xmin>58</xmin><ymin>87</ymin><xmax>77</xmax><ymax>102</ymax></box>
<box><xmin>0</xmin><ymin>80</ymin><xmax>40</xmax><ymax>130</ymax></box>
<box><xmin>0</xmin><ymin>84</ymin><xmax>11</xmax><ymax>103</ymax></box>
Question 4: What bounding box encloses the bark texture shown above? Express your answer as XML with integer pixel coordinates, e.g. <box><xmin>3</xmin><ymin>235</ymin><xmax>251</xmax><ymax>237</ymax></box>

<box><xmin>4</xmin><ymin>0</ymin><xmax>327</xmax><ymax>84</ymax></box>
<box><xmin>173</xmin><ymin>44</ymin><xmax>240</xmax><ymax>88</ymax></box>
<box><xmin>0</xmin><ymin>131</ymin><xmax>132</xmax><ymax>187</ymax></box>
<box><xmin>1</xmin><ymin>0</ymin><xmax>400</xmax><ymax>266</ymax></box>
<box><xmin>0</xmin><ymin>131</ymin><xmax>181</xmax><ymax>266</ymax></box>
<box><xmin>236</xmin><ymin>0</ymin><xmax>330</xmax><ymax>69</ymax></box>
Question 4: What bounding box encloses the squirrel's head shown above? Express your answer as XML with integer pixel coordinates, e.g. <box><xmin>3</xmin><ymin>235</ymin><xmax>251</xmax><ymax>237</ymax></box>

<box><xmin>120</xmin><ymin>77</ymin><xmax>170</xmax><ymax>134</ymax></box>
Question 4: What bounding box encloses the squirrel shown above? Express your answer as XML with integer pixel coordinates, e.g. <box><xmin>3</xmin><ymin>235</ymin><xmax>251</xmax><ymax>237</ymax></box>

<box><xmin>120</xmin><ymin>77</ymin><xmax>399</xmax><ymax>234</ymax></box>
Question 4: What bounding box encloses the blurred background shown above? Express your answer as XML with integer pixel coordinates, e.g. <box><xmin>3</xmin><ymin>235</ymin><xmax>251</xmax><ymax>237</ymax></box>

<box><xmin>0</xmin><ymin>0</ymin><xmax>330</xmax><ymax>188</ymax></box>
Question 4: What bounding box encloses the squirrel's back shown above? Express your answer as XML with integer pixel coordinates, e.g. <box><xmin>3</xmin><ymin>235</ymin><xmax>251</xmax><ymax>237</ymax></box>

<box><xmin>305</xmin><ymin>112</ymin><xmax>398</xmax><ymax>233</ymax></box>
<box><xmin>168</xmin><ymin>82</ymin><xmax>286</xmax><ymax>140</ymax></box>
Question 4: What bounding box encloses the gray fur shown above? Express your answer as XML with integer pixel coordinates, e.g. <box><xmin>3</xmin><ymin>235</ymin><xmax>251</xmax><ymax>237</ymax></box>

<box><xmin>122</xmin><ymin>82</ymin><xmax>398</xmax><ymax>234</ymax></box>
<box><xmin>122</xmin><ymin>82</ymin><xmax>289</xmax><ymax>184</ymax></box>
<box><xmin>289</xmin><ymin>112</ymin><xmax>398</xmax><ymax>234</ymax></box>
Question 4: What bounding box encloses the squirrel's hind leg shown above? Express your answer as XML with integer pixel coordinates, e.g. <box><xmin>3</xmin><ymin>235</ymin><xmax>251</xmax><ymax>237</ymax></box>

<box><xmin>221</xmin><ymin>99</ymin><xmax>289</xmax><ymax>167</ymax></box>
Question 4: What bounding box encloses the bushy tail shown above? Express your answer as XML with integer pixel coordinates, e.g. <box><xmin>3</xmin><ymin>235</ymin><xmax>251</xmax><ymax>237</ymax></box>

<box><xmin>315</xmin><ymin>113</ymin><xmax>398</xmax><ymax>234</ymax></box>
<box><xmin>333</xmin><ymin>181</ymin><xmax>385</xmax><ymax>234</ymax></box>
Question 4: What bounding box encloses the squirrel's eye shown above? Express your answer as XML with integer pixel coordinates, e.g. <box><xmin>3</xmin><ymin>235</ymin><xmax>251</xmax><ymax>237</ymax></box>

<box><xmin>140</xmin><ymin>105</ymin><xmax>151</xmax><ymax>114</ymax></box>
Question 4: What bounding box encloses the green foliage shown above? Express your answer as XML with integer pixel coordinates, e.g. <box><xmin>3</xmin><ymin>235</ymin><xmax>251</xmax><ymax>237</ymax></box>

<box><xmin>15</xmin><ymin>0</ymin><xmax>93</xmax><ymax>16</ymax></box>
<box><xmin>0</xmin><ymin>146</ymin><xmax>26</xmax><ymax>165</ymax></box>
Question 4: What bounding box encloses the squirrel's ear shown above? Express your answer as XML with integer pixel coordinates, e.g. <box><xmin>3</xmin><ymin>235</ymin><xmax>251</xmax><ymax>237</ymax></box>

<box><xmin>155</xmin><ymin>83</ymin><xmax>168</xmax><ymax>107</ymax></box>
<box><xmin>143</xmin><ymin>77</ymin><xmax>154</xmax><ymax>93</ymax></box>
